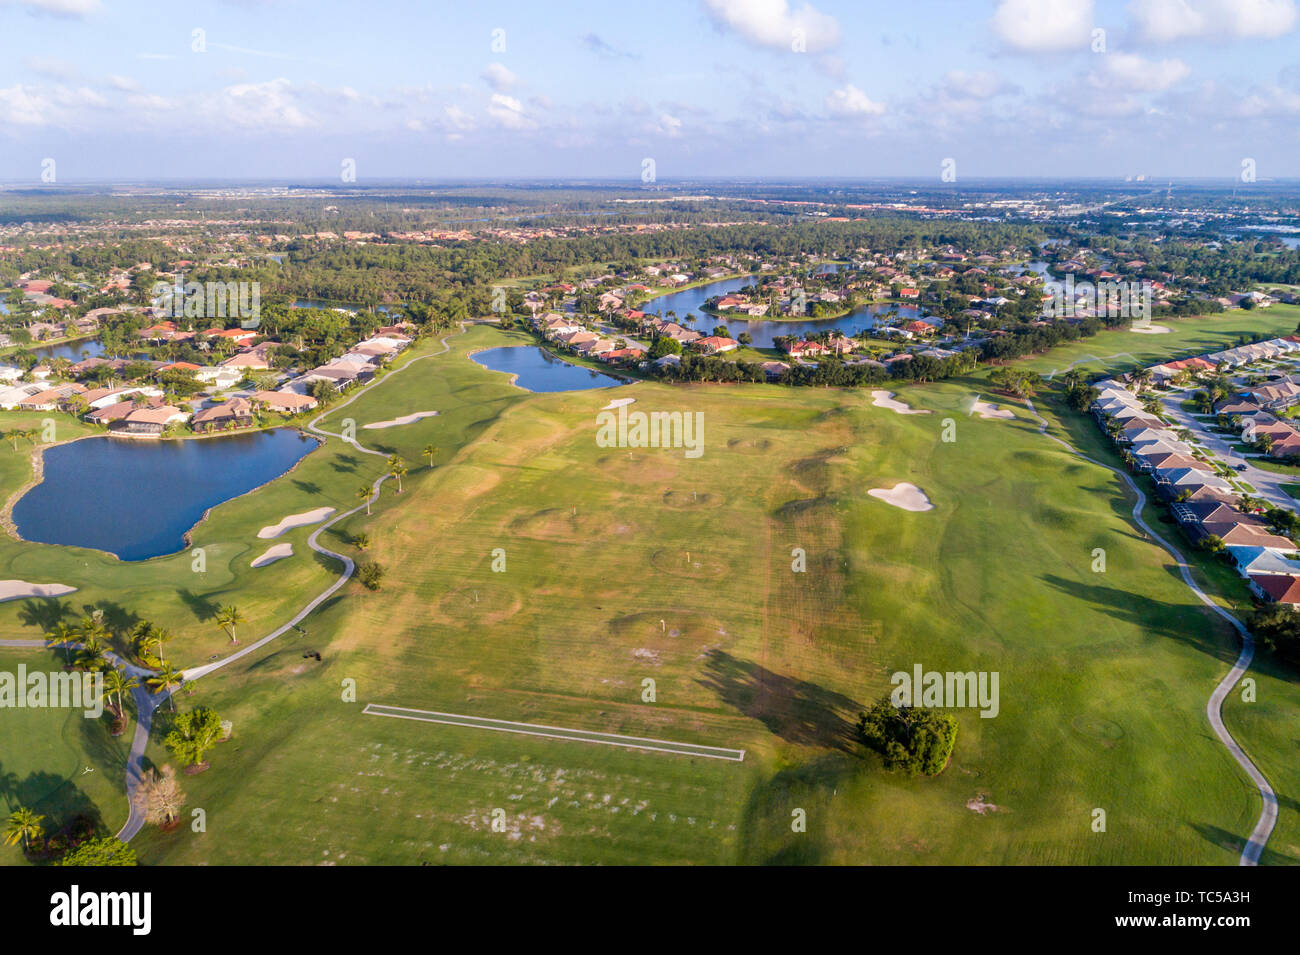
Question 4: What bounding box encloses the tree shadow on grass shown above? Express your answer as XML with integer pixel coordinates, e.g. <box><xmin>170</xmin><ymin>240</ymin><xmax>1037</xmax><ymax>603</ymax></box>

<box><xmin>736</xmin><ymin>751</ymin><xmax>865</xmax><ymax>865</ymax></box>
<box><xmin>0</xmin><ymin>762</ymin><xmax>106</xmax><ymax>840</ymax></box>
<box><xmin>1040</xmin><ymin>573</ymin><xmax>1242</xmax><ymax>667</ymax></box>
<box><xmin>330</xmin><ymin>453</ymin><xmax>360</xmax><ymax>474</ymax></box>
<box><xmin>177</xmin><ymin>588</ymin><xmax>220</xmax><ymax>625</ymax></box>
<box><xmin>15</xmin><ymin>597</ymin><xmax>73</xmax><ymax>633</ymax></box>
<box><xmin>696</xmin><ymin>650</ymin><xmax>861</xmax><ymax>752</ymax></box>
<box><xmin>1190</xmin><ymin>821</ymin><xmax>1299</xmax><ymax>865</ymax></box>
<box><xmin>292</xmin><ymin>479</ymin><xmax>322</xmax><ymax>495</ymax></box>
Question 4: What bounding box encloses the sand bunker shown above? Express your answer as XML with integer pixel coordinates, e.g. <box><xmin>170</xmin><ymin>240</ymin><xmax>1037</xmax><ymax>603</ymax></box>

<box><xmin>257</xmin><ymin>506</ymin><xmax>336</xmax><ymax>539</ymax></box>
<box><xmin>364</xmin><ymin>411</ymin><xmax>439</xmax><ymax>429</ymax></box>
<box><xmin>870</xmin><ymin>390</ymin><xmax>931</xmax><ymax>415</ymax></box>
<box><xmin>601</xmin><ymin>396</ymin><xmax>636</xmax><ymax>411</ymax></box>
<box><xmin>867</xmin><ymin>482</ymin><xmax>934</xmax><ymax>512</ymax></box>
<box><xmin>1131</xmin><ymin>324</ymin><xmax>1171</xmax><ymax>334</ymax></box>
<box><xmin>0</xmin><ymin>580</ymin><xmax>76</xmax><ymax>603</ymax></box>
<box><xmin>971</xmin><ymin>398</ymin><xmax>1016</xmax><ymax>420</ymax></box>
<box><xmin>251</xmin><ymin>543</ymin><xmax>293</xmax><ymax>567</ymax></box>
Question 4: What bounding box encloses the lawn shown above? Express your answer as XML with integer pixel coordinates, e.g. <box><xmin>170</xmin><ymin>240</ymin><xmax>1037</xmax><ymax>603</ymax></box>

<box><xmin>123</xmin><ymin>327</ymin><xmax>1283</xmax><ymax>864</ymax></box>
<box><xmin>5</xmin><ymin>315</ymin><xmax>1300</xmax><ymax>865</ymax></box>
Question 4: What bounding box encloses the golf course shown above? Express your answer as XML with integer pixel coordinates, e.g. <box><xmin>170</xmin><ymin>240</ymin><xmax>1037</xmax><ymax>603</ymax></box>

<box><xmin>4</xmin><ymin>312</ymin><xmax>1300</xmax><ymax>865</ymax></box>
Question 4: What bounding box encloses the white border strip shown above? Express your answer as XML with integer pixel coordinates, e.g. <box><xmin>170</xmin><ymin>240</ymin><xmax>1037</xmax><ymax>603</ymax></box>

<box><xmin>362</xmin><ymin>703</ymin><xmax>745</xmax><ymax>762</ymax></box>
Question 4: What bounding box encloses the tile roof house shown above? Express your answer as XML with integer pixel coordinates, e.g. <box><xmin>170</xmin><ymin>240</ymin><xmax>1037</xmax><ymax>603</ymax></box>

<box><xmin>250</xmin><ymin>390</ymin><xmax>318</xmax><ymax>414</ymax></box>
<box><xmin>191</xmin><ymin>397</ymin><xmax>254</xmax><ymax>433</ymax></box>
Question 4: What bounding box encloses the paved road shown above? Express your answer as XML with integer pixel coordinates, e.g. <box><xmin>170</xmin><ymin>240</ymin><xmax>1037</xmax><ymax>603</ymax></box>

<box><xmin>1025</xmin><ymin>400</ymin><xmax>1277</xmax><ymax>865</ymax></box>
<box><xmin>1159</xmin><ymin>393</ymin><xmax>1297</xmax><ymax>511</ymax></box>
<box><xmin>363</xmin><ymin>703</ymin><xmax>747</xmax><ymax>761</ymax></box>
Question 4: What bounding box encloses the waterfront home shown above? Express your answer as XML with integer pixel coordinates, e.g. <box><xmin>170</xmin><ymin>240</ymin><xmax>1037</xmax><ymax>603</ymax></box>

<box><xmin>761</xmin><ymin>361</ymin><xmax>791</xmax><ymax>381</ymax></box>
<box><xmin>17</xmin><ymin>383</ymin><xmax>87</xmax><ymax>411</ymax></box>
<box><xmin>694</xmin><ymin>336</ymin><xmax>740</xmax><ymax>355</ymax></box>
<box><xmin>250</xmin><ymin>390</ymin><xmax>318</xmax><ymax>414</ymax></box>
<box><xmin>191</xmin><ymin>397</ymin><xmax>254</xmax><ymax>433</ymax></box>
<box><xmin>0</xmin><ymin>383</ymin><xmax>48</xmax><ymax>410</ymax></box>
<box><xmin>119</xmin><ymin>404</ymin><xmax>186</xmax><ymax>435</ymax></box>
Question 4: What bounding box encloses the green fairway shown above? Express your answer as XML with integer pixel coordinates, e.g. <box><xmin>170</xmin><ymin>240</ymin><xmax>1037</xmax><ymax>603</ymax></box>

<box><xmin>4</xmin><ymin>316</ymin><xmax>1300</xmax><ymax>865</ymax></box>
<box><xmin>0</xmin><ymin>651</ymin><xmax>132</xmax><ymax>865</ymax></box>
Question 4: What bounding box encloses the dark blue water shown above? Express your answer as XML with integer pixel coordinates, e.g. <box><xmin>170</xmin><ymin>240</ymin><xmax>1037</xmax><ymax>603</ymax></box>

<box><xmin>29</xmin><ymin>339</ymin><xmax>108</xmax><ymax>362</ymax></box>
<box><xmin>639</xmin><ymin>275</ymin><xmax>925</xmax><ymax>348</ymax></box>
<box><xmin>14</xmin><ymin>429</ymin><xmax>319</xmax><ymax>561</ymax></box>
<box><xmin>470</xmin><ymin>346</ymin><xmax>626</xmax><ymax>392</ymax></box>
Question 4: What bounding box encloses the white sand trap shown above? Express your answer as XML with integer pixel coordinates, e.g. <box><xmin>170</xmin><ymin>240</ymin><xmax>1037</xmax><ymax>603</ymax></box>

<box><xmin>601</xmin><ymin>396</ymin><xmax>637</xmax><ymax>411</ymax></box>
<box><xmin>0</xmin><ymin>580</ymin><xmax>76</xmax><ymax>603</ymax></box>
<box><xmin>971</xmin><ymin>398</ymin><xmax>1016</xmax><ymax>420</ymax></box>
<box><xmin>257</xmin><ymin>506</ymin><xmax>336</xmax><ymax>539</ymax></box>
<box><xmin>364</xmin><ymin>411</ymin><xmax>440</xmax><ymax>429</ymax></box>
<box><xmin>867</xmin><ymin>482</ymin><xmax>934</xmax><ymax>512</ymax></box>
<box><xmin>1131</xmin><ymin>324</ymin><xmax>1171</xmax><ymax>334</ymax></box>
<box><xmin>250</xmin><ymin>543</ymin><xmax>293</xmax><ymax>567</ymax></box>
<box><xmin>870</xmin><ymin>390</ymin><xmax>931</xmax><ymax>415</ymax></box>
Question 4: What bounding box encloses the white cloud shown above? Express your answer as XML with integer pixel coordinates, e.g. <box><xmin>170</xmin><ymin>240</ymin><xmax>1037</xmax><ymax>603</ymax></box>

<box><xmin>702</xmin><ymin>0</ymin><xmax>842</xmax><ymax>53</ymax></box>
<box><xmin>107</xmin><ymin>74</ymin><xmax>140</xmax><ymax>92</ymax></box>
<box><xmin>4</xmin><ymin>0</ymin><xmax>101</xmax><ymax>17</ymax></box>
<box><xmin>443</xmin><ymin>104</ymin><xmax>475</xmax><ymax>130</ymax></box>
<box><xmin>993</xmin><ymin>0</ymin><xmax>1094</xmax><ymax>52</ymax></box>
<box><xmin>655</xmin><ymin>112</ymin><xmax>684</xmax><ymax>137</ymax></box>
<box><xmin>487</xmin><ymin>93</ymin><xmax>534</xmax><ymax>129</ymax></box>
<box><xmin>825</xmin><ymin>84</ymin><xmax>885</xmax><ymax>118</ymax></box>
<box><xmin>1091</xmin><ymin>53</ymin><xmax>1191</xmax><ymax>91</ymax></box>
<box><xmin>0</xmin><ymin>85</ymin><xmax>51</xmax><ymax>125</ymax></box>
<box><xmin>208</xmin><ymin>78</ymin><xmax>316</xmax><ymax>130</ymax></box>
<box><xmin>481</xmin><ymin>62</ymin><xmax>518</xmax><ymax>93</ymax></box>
<box><xmin>23</xmin><ymin>55</ymin><xmax>78</xmax><ymax>80</ymax></box>
<box><xmin>942</xmin><ymin>70</ymin><xmax>1015</xmax><ymax>99</ymax></box>
<box><xmin>1130</xmin><ymin>0</ymin><xmax>1298</xmax><ymax>42</ymax></box>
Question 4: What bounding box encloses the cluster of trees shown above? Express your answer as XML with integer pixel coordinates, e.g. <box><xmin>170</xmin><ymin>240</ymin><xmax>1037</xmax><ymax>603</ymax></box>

<box><xmin>856</xmin><ymin>696</ymin><xmax>959</xmax><ymax>776</ymax></box>
<box><xmin>988</xmin><ymin>367</ymin><xmax>1043</xmax><ymax>397</ymax></box>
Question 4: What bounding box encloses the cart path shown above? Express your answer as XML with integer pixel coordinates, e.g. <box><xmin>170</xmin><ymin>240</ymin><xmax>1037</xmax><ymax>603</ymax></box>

<box><xmin>4</xmin><ymin>324</ymin><xmax>470</xmax><ymax>843</ymax></box>
<box><xmin>1024</xmin><ymin>399</ymin><xmax>1277</xmax><ymax>865</ymax></box>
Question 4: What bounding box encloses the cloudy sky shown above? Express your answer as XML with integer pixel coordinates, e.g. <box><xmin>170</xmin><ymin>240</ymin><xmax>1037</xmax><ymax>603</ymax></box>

<box><xmin>2</xmin><ymin>0</ymin><xmax>1299</xmax><ymax>181</ymax></box>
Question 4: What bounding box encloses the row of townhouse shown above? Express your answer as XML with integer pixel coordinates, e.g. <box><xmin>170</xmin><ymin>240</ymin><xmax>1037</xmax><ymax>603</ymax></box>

<box><xmin>1092</xmin><ymin>381</ymin><xmax>1300</xmax><ymax>607</ymax></box>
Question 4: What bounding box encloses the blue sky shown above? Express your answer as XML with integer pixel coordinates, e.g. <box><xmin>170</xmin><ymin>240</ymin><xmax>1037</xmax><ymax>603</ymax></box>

<box><xmin>2</xmin><ymin>0</ymin><xmax>1300</xmax><ymax>180</ymax></box>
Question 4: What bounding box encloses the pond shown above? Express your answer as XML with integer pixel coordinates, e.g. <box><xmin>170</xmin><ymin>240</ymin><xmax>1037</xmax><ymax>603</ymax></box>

<box><xmin>13</xmin><ymin>428</ymin><xmax>320</xmax><ymax>561</ymax></box>
<box><xmin>469</xmin><ymin>345</ymin><xmax>627</xmax><ymax>392</ymax></box>
<box><xmin>28</xmin><ymin>339</ymin><xmax>108</xmax><ymax>363</ymax></box>
<box><xmin>640</xmin><ymin>275</ymin><xmax>927</xmax><ymax>347</ymax></box>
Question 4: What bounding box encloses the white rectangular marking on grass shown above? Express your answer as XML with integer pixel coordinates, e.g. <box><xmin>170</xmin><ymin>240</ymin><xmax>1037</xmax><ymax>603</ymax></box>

<box><xmin>362</xmin><ymin>703</ymin><xmax>746</xmax><ymax>761</ymax></box>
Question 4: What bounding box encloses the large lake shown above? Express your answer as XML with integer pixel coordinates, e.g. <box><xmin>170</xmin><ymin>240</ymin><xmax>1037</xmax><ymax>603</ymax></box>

<box><xmin>470</xmin><ymin>346</ymin><xmax>626</xmax><ymax>392</ymax></box>
<box><xmin>13</xmin><ymin>428</ymin><xmax>319</xmax><ymax>561</ymax></box>
<box><xmin>640</xmin><ymin>274</ymin><xmax>928</xmax><ymax>347</ymax></box>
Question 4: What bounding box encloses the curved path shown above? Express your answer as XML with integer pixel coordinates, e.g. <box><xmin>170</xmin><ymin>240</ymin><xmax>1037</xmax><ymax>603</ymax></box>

<box><xmin>1024</xmin><ymin>399</ymin><xmax>1277</xmax><ymax>865</ymax></box>
<box><xmin>4</xmin><ymin>324</ymin><xmax>471</xmax><ymax>842</ymax></box>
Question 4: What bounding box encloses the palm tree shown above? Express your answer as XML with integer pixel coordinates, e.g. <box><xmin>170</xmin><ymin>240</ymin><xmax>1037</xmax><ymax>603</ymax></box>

<box><xmin>422</xmin><ymin>444</ymin><xmax>438</xmax><ymax>468</ymax></box>
<box><xmin>357</xmin><ymin>484</ymin><xmax>372</xmax><ymax>516</ymax></box>
<box><xmin>215</xmin><ymin>605</ymin><xmax>245</xmax><ymax>645</ymax></box>
<box><xmin>43</xmin><ymin>621</ymin><xmax>76</xmax><ymax>666</ymax></box>
<box><xmin>388</xmin><ymin>455</ymin><xmax>407</xmax><ymax>493</ymax></box>
<box><xmin>75</xmin><ymin>634</ymin><xmax>109</xmax><ymax>673</ymax></box>
<box><xmin>147</xmin><ymin>664</ymin><xmax>183</xmax><ymax>712</ymax></box>
<box><xmin>101</xmin><ymin>667</ymin><xmax>139</xmax><ymax>724</ymax></box>
<box><xmin>143</xmin><ymin>627</ymin><xmax>176</xmax><ymax>667</ymax></box>
<box><xmin>3</xmin><ymin>808</ymin><xmax>44</xmax><ymax>851</ymax></box>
